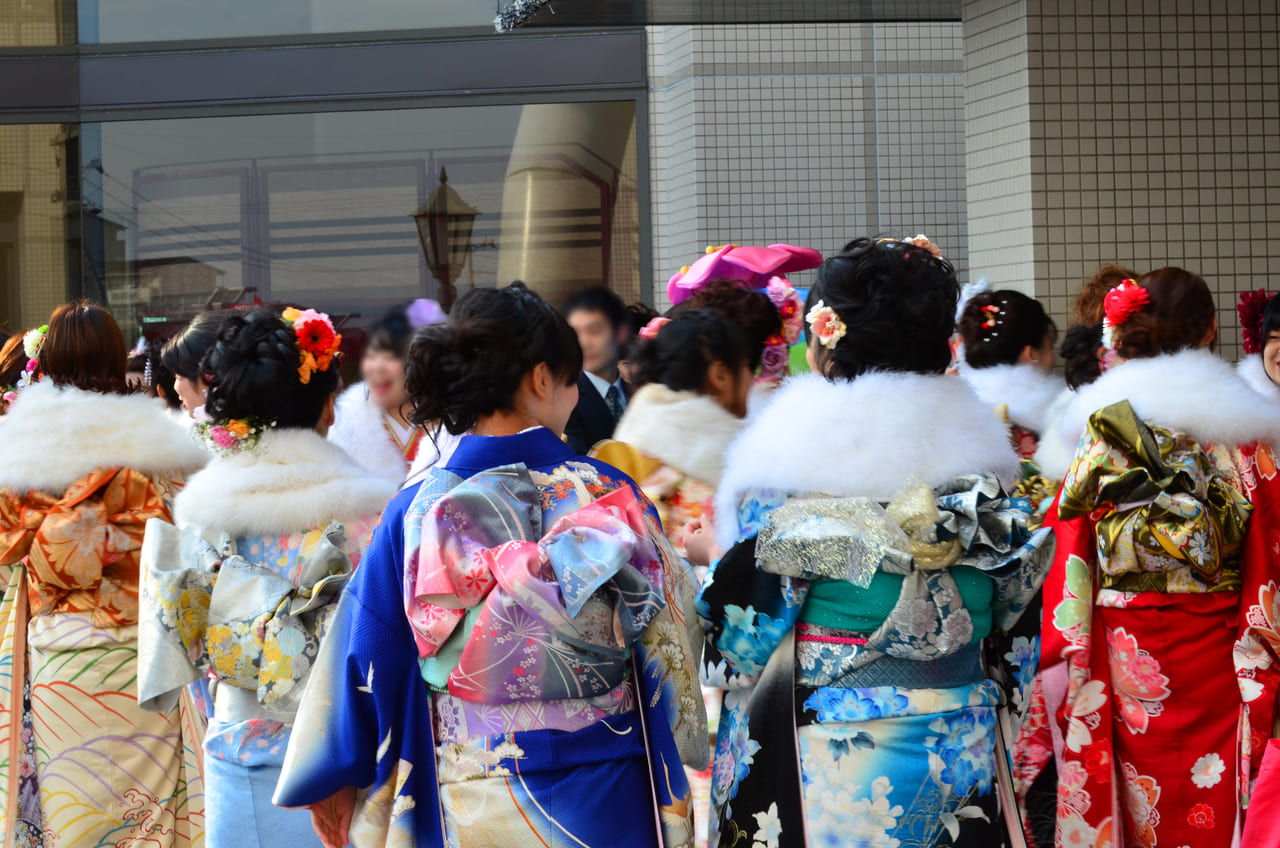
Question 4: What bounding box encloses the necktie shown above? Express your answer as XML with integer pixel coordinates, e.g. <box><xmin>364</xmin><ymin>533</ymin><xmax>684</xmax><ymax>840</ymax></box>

<box><xmin>605</xmin><ymin>384</ymin><xmax>624</xmax><ymax>423</ymax></box>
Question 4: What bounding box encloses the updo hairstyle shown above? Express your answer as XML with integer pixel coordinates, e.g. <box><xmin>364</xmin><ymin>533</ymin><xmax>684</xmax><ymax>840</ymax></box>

<box><xmin>957</xmin><ymin>290</ymin><xmax>1056</xmax><ymax>369</ymax></box>
<box><xmin>203</xmin><ymin>308</ymin><xmax>339</xmax><ymax>429</ymax></box>
<box><xmin>627</xmin><ymin>309</ymin><xmax>748</xmax><ymax>392</ymax></box>
<box><xmin>405</xmin><ymin>281</ymin><xmax>583</xmax><ymax>436</ymax></box>
<box><xmin>806</xmin><ymin>237</ymin><xmax>958</xmax><ymax>379</ymax></box>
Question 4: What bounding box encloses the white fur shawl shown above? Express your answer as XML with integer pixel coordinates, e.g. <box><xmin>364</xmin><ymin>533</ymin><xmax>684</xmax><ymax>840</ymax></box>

<box><xmin>0</xmin><ymin>382</ymin><xmax>207</xmax><ymax>494</ymax></box>
<box><xmin>327</xmin><ymin>384</ymin><xmax>409</xmax><ymax>484</ymax></box>
<box><xmin>612</xmin><ymin>384</ymin><xmax>744</xmax><ymax>486</ymax></box>
<box><xmin>957</xmin><ymin>361</ymin><xmax>1065</xmax><ymax>435</ymax></box>
<box><xmin>1035</xmin><ymin>349</ymin><xmax>1280</xmax><ymax>480</ymax></box>
<box><xmin>1238</xmin><ymin>355</ymin><xmax>1280</xmax><ymax>404</ymax></box>
<box><xmin>175</xmin><ymin>428</ymin><xmax>398</xmax><ymax>536</ymax></box>
<box><xmin>715</xmin><ymin>372</ymin><xmax>1021</xmax><ymax>549</ymax></box>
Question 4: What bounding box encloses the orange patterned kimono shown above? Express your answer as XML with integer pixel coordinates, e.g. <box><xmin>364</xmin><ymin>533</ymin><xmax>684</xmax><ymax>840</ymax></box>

<box><xmin>0</xmin><ymin>382</ymin><xmax>208</xmax><ymax>848</ymax></box>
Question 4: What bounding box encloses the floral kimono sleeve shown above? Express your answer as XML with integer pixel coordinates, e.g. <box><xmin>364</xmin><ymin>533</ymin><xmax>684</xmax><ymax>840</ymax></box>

<box><xmin>1235</xmin><ymin>444</ymin><xmax>1280</xmax><ymax>803</ymax></box>
<box><xmin>275</xmin><ymin>487</ymin><xmax>442</xmax><ymax>848</ymax></box>
<box><xmin>138</xmin><ymin>517</ymin><xmax>215</xmax><ymax>713</ymax></box>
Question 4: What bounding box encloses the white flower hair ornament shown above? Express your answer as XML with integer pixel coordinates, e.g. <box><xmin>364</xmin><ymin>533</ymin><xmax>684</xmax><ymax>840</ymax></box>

<box><xmin>806</xmin><ymin>300</ymin><xmax>847</xmax><ymax>350</ymax></box>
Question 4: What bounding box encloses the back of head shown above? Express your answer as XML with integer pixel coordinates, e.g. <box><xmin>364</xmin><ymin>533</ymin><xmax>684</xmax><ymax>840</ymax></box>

<box><xmin>0</xmin><ymin>333</ymin><xmax>25</xmax><ymax>391</ymax></box>
<box><xmin>41</xmin><ymin>300</ymin><xmax>129</xmax><ymax>394</ymax></box>
<box><xmin>807</xmin><ymin>237</ymin><xmax>958</xmax><ymax>379</ymax></box>
<box><xmin>563</xmin><ymin>286</ymin><xmax>627</xmax><ymax>330</ymax></box>
<box><xmin>687</xmin><ymin>278</ymin><xmax>781</xmax><ymax>371</ymax></box>
<box><xmin>161</xmin><ymin>311</ymin><xmax>226</xmax><ymax>381</ymax></box>
<box><xmin>1075</xmin><ymin>264</ymin><xmax>1138</xmax><ymax>325</ymax></box>
<box><xmin>1112</xmin><ymin>267</ymin><xmax>1216</xmax><ymax>360</ymax></box>
<box><xmin>1060</xmin><ymin>322</ymin><xmax>1104</xmax><ymax>390</ymax></box>
<box><xmin>203</xmin><ymin>308</ymin><xmax>340</xmax><ymax>429</ymax></box>
<box><xmin>958</xmin><ymin>289</ymin><xmax>1056</xmax><ymax>369</ymax></box>
<box><xmin>406</xmin><ymin>281</ymin><xmax>583</xmax><ymax>435</ymax></box>
<box><xmin>628</xmin><ymin>310</ymin><xmax>748</xmax><ymax>393</ymax></box>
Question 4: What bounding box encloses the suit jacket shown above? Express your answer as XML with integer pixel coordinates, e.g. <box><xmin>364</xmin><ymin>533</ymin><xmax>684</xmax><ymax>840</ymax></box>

<box><xmin>564</xmin><ymin>372</ymin><xmax>617</xmax><ymax>455</ymax></box>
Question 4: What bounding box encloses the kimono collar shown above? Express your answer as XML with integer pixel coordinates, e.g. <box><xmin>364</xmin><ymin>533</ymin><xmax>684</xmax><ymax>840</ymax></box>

<box><xmin>445</xmin><ymin>426</ymin><xmax>577</xmax><ymax>478</ymax></box>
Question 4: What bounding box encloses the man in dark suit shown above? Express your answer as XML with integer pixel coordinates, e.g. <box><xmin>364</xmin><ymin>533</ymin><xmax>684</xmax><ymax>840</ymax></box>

<box><xmin>562</xmin><ymin>287</ymin><xmax>630</xmax><ymax>454</ymax></box>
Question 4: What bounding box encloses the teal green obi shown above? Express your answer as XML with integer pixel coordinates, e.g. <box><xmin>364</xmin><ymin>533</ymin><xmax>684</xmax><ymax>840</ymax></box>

<box><xmin>798</xmin><ymin>567</ymin><xmax>995</xmax><ymax>642</ymax></box>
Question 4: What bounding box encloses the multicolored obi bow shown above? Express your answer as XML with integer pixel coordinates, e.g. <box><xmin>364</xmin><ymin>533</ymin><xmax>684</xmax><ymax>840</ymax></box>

<box><xmin>404</xmin><ymin>466</ymin><xmax>667</xmax><ymax>703</ymax></box>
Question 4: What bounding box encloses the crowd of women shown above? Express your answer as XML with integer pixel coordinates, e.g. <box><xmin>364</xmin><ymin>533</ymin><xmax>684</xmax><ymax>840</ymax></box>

<box><xmin>1</xmin><ymin>233</ymin><xmax>1280</xmax><ymax>848</ymax></box>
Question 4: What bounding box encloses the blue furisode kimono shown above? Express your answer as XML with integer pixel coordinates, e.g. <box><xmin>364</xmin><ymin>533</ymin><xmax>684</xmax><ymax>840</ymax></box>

<box><xmin>275</xmin><ymin>427</ymin><xmax>707</xmax><ymax>847</ymax></box>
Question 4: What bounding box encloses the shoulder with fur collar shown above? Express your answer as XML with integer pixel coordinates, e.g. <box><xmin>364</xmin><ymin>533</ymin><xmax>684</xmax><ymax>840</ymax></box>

<box><xmin>1237</xmin><ymin>355</ymin><xmax>1280</xmax><ymax>404</ymax></box>
<box><xmin>715</xmin><ymin>372</ymin><xmax>1019</xmax><ymax>548</ymax></box>
<box><xmin>0</xmin><ymin>382</ymin><xmax>206</xmax><ymax>494</ymax></box>
<box><xmin>175</xmin><ymin>428</ymin><xmax>397</xmax><ymax>536</ymax></box>
<box><xmin>1037</xmin><ymin>349</ymin><xmax>1280</xmax><ymax>480</ymax></box>
<box><xmin>328</xmin><ymin>384</ymin><xmax>406</xmax><ymax>483</ymax></box>
<box><xmin>957</xmin><ymin>362</ymin><xmax>1065</xmax><ymax>435</ymax></box>
<box><xmin>612</xmin><ymin>384</ymin><xmax>743</xmax><ymax>486</ymax></box>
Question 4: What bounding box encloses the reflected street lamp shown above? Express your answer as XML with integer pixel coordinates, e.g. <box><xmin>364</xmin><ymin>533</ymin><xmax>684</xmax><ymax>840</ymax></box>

<box><xmin>411</xmin><ymin>167</ymin><xmax>480</xmax><ymax>312</ymax></box>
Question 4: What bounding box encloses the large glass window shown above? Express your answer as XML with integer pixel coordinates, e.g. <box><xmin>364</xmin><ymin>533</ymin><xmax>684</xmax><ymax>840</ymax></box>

<box><xmin>78</xmin><ymin>0</ymin><xmax>492</xmax><ymax>43</ymax></box>
<box><xmin>87</xmin><ymin>101</ymin><xmax>641</xmax><ymax>345</ymax></box>
<box><xmin>0</xmin><ymin>123</ymin><xmax>74</xmax><ymax>336</ymax></box>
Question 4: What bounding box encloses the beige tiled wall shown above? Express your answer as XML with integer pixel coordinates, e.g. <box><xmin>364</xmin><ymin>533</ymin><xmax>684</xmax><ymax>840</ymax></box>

<box><xmin>963</xmin><ymin>0</ymin><xmax>1280</xmax><ymax>360</ymax></box>
<box><xmin>647</xmin><ymin>23</ymin><xmax>968</xmax><ymax>311</ymax></box>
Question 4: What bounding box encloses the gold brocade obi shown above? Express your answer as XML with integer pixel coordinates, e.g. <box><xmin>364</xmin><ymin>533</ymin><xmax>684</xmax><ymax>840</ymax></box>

<box><xmin>0</xmin><ymin>467</ymin><xmax>174</xmax><ymax>628</ymax></box>
<box><xmin>1058</xmin><ymin>401</ymin><xmax>1251</xmax><ymax>594</ymax></box>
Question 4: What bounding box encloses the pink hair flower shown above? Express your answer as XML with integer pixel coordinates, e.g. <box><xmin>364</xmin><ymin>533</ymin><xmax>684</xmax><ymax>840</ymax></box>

<box><xmin>806</xmin><ymin>301</ymin><xmax>847</xmax><ymax>350</ymax></box>
<box><xmin>639</xmin><ymin>316</ymin><xmax>670</xmax><ymax>340</ymax></box>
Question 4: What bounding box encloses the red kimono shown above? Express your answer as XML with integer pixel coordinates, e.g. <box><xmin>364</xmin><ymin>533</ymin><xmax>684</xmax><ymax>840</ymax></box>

<box><xmin>1017</xmin><ymin>400</ymin><xmax>1280</xmax><ymax>848</ymax></box>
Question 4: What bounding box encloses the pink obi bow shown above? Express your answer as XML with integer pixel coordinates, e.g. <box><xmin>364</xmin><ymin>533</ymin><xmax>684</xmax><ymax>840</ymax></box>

<box><xmin>405</xmin><ymin>472</ymin><xmax>667</xmax><ymax>703</ymax></box>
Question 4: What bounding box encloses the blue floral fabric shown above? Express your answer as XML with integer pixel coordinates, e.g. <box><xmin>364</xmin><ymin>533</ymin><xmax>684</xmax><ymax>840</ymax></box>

<box><xmin>697</xmin><ymin>475</ymin><xmax>1054</xmax><ymax>847</ymax></box>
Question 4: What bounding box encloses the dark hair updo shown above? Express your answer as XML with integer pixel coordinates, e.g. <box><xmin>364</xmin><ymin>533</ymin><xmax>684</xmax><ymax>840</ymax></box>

<box><xmin>41</xmin><ymin>300</ymin><xmax>131</xmax><ymax>394</ymax></box>
<box><xmin>406</xmin><ymin>281</ymin><xmax>583</xmax><ymax>435</ymax></box>
<box><xmin>806</xmin><ymin>237</ymin><xmax>958</xmax><ymax>380</ymax></box>
<box><xmin>957</xmin><ymin>289</ymin><xmax>1057</xmax><ymax>369</ymax></box>
<box><xmin>1111</xmin><ymin>267</ymin><xmax>1216</xmax><ymax>360</ymax></box>
<box><xmin>628</xmin><ymin>309</ymin><xmax>748</xmax><ymax>393</ymax></box>
<box><xmin>203</xmin><ymin>308</ymin><xmax>340</xmax><ymax>429</ymax></box>
<box><xmin>1060</xmin><ymin>322</ymin><xmax>1105</xmax><ymax>390</ymax></box>
<box><xmin>686</xmin><ymin>278</ymin><xmax>782</xmax><ymax>371</ymax></box>
<box><xmin>161</xmin><ymin>311</ymin><xmax>226</xmax><ymax>381</ymax></box>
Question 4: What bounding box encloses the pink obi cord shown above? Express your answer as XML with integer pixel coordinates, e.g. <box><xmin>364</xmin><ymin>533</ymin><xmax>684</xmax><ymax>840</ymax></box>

<box><xmin>795</xmin><ymin>622</ymin><xmax>869</xmax><ymax>646</ymax></box>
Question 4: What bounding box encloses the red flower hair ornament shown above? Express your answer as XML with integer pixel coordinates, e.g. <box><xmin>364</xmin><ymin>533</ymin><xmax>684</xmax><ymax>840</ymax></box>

<box><xmin>1238</xmin><ymin>289</ymin><xmax>1273</xmax><ymax>356</ymax></box>
<box><xmin>1102</xmin><ymin>279</ymin><xmax>1149</xmax><ymax>350</ymax></box>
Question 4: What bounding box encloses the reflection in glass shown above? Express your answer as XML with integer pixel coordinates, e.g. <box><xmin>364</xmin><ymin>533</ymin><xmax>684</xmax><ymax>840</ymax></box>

<box><xmin>0</xmin><ymin>0</ymin><xmax>75</xmax><ymax>46</ymax></box>
<box><xmin>86</xmin><ymin>102</ymin><xmax>640</xmax><ymax>349</ymax></box>
<box><xmin>0</xmin><ymin>124</ymin><xmax>74</xmax><ymax>337</ymax></box>
<box><xmin>78</xmin><ymin>0</ymin><xmax>489</xmax><ymax>43</ymax></box>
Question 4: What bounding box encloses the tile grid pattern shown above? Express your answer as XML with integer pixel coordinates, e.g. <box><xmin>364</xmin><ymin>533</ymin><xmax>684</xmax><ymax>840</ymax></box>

<box><xmin>647</xmin><ymin>22</ymin><xmax>969</xmax><ymax>312</ymax></box>
<box><xmin>964</xmin><ymin>0</ymin><xmax>1280</xmax><ymax>361</ymax></box>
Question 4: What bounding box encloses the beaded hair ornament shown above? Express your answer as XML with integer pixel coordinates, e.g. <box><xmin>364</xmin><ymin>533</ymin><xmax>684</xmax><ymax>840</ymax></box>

<box><xmin>979</xmin><ymin>302</ymin><xmax>1004</xmax><ymax>343</ymax></box>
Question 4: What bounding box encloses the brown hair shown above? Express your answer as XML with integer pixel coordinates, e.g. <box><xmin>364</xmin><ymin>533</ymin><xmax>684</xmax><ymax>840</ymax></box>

<box><xmin>1112</xmin><ymin>267</ymin><xmax>1217</xmax><ymax>360</ymax></box>
<box><xmin>39</xmin><ymin>300</ymin><xmax>131</xmax><ymax>394</ymax></box>
<box><xmin>0</xmin><ymin>333</ymin><xmax>25</xmax><ymax>388</ymax></box>
<box><xmin>1074</xmin><ymin>263</ymin><xmax>1138</xmax><ymax>325</ymax></box>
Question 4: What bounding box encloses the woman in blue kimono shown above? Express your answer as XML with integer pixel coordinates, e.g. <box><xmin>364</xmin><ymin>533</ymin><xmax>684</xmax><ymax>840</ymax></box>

<box><xmin>275</xmin><ymin>281</ymin><xmax>707</xmax><ymax>848</ymax></box>
<box><xmin>701</xmin><ymin>237</ymin><xmax>1055</xmax><ymax>847</ymax></box>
